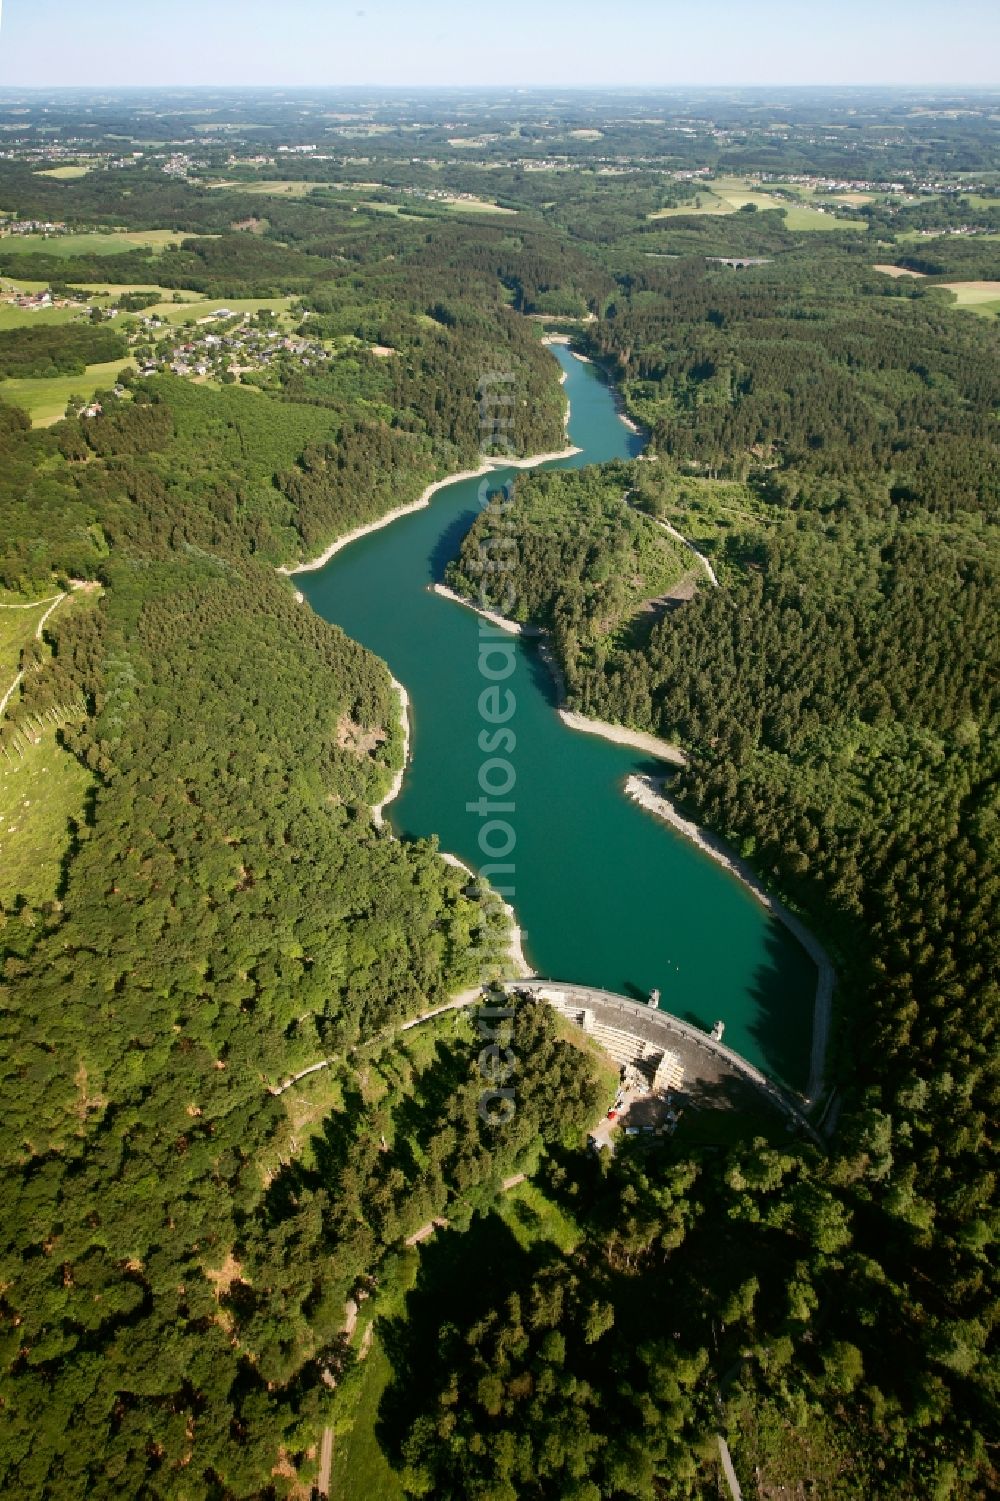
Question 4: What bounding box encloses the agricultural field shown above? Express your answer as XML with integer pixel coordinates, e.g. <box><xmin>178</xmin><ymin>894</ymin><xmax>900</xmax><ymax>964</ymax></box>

<box><xmin>34</xmin><ymin>164</ymin><xmax>93</xmax><ymax>180</ymax></box>
<box><xmin>778</xmin><ymin>198</ymin><xmax>866</xmax><ymax>230</ymax></box>
<box><xmin>0</xmin><ymin>588</ymin><xmax>97</xmax><ymax>907</ymax></box>
<box><xmin>209</xmin><ymin>178</ymin><xmax>321</xmax><ymax>197</ymax></box>
<box><xmin>896</xmin><ymin>228</ymin><xmax>1000</xmax><ymax>243</ymax></box>
<box><xmin>939</xmin><ymin>279</ymin><xmax>1000</xmax><ymax>316</ymax></box>
<box><xmin>0</xmin><ymin>300</ymin><xmax>86</xmax><ymax>330</ymax></box>
<box><xmin>872</xmin><ymin>263</ymin><xmax>926</xmax><ymax>277</ymax></box>
<box><xmin>70</xmin><ymin>281</ymin><xmax>202</xmax><ymax>303</ymax></box>
<box><xmin>441</xmin><ymin>195</ymin><xmax>515</xmax><ymax>213</ymax></box>
<box><xmin>0</xmin><ymin>358</ymin><xmax>130</xmax><ymax>424</ymax></box>
<box><xmin>0</xmin><ymin>229</ymin><xmax>195</xmax><ymax>258</ymax></box>
<box><xmin>132</xmin><ymin>293</ymin><xmax>298</xmax><ymax>326</ymax></box>
<box><xmin>651</xmin><ymin>177</ymin><xmax>866</xmax><ymax>229</ymax></box>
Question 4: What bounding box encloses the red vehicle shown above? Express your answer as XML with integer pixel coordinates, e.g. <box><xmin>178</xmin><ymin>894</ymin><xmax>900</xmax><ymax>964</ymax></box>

<box><xmin>607</xmin><ymin>1109</ymin><xmax>617</xmax><ymax>1120</ymax></box>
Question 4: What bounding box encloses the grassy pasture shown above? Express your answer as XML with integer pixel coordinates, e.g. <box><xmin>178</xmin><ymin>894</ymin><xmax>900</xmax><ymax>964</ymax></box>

<box><xmin>496</xmin><ymin>1178</ymin><xmax>582</xmax><ymax>1254</ymax></box>
<box><xmin>330</xmin><ymin>1339</ymin><xmax>405</xmax><ymax>1501</ymax></box>
<box><xmin>0</xmin><ymin>599</ymin><xmax>50</xmax><ymax>688</ymax></box>
<box><xmin>939</xmin><ymin>280</ymin><xmax>1000</xmax><ymax>316</ymax></box>
<box><xmin>0</xmin><ymin>301</ymin><xmax>86</xmax><ymax>330</ymax></box>
<box><xmin>0</xmin><ymin>359</ymin><xmax>130</xmax><ymax>425</ymax></box>
<box><xmin>442</xmin><ymin>196</ymin><xmax>515</xmax><ymax>214</ymax></box>
<box><xmin>34</xmin><ymin>165</ymin><xmax>93</xmax><ymax>180</ymax></box>
<box><xmin>0</xmin><ymin>277</ymin><xmax>54</xmax><ymax>295</ymax></box>
<box><xmin>0</xmin><ymin>588</ymin><xmax>98</xmax><ymax>907</ymax></box>
<box><xmin>0</xmin><ymin>724</ymin><xmax>92</xmax><ymax>906</ymax></box>
<box><xmin>136</xmin><ymin>294</ymin><xmax>298</xmax><ymax>327</ymax></box>
<box><xmin>872</xmin><ymin>263</ymin><xmax>926</xmax><ymax>278</ymax></box>
<box><xmin>779</xmin><ymin>200</ymin><xmax>865</xmax><ymax>231</ymax></box>
<box><xmin>0</xmin><ymin>229</ymin><xmax>193</xmax><ymax>258</ymax></box>
<box><xmin>69</xmin><ymin>282</ymin><xmax>201</xmax><ymax>301</ymax></box>
<box><xmin>209</xmin><ymin>178</ymin><xmax>320</xmax><ymax>197</ymax></box>
<box><xmin>650</xmin><ymin>177</ymin><xmax>865</xmax><ymax>230</ymax></box>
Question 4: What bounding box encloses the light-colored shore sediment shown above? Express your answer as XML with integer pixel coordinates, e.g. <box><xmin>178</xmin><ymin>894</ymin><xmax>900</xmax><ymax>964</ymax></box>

<box><xmin>505</xmin><ymin>446</ymin><xmax>581</xmax><ymax>469</ymax></box>
<box><xmin>625</xmin><ymin>774</ymin><xmax>833</xmax><ymax>1103</ymax></box>
<box><xmin>431</xmin><ymin>583</ymin><xmax>540</xmax><ymax>636</ymax></box>
<box><xmin>371</xmin><ymin>676</ymin><xmax>410</xmax><ymax>828</ymax></box>
<box><xmin>439</xmin><ymin>852</ymin><xmax>530</xmax><ymax>976</ymax></box>
<box><xmin>432</xmin><ymin>588</ymin><xmax>686</xmax><ymax>764</ymax></box>
<box><xmin>559</xmin><ymin>710</ymin><xmax>686</xmax><ymax>764</ymax></box>
<box><xmin>279</xmin><ymin>467</ymin><xmax>500</xmax><ymax>577</ymax></box>
<box><xmin>280</xmin><ymin>446</ymin><xmax>582</xmax><ymax>579</ymax></box>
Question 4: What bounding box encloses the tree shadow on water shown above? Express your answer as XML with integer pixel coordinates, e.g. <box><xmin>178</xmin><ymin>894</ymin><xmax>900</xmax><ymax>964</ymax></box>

<box><xmin>745</xmin><ymin>920</ymin><xmax>816</xmax><ymax>1096</ymax></box>
<box><xmin>427</xmin><ymin>504</ymin><xmax>479</xmax><ymax>582</ymax></box>
<box><xmin>524</xmin><ymin>637</ymin><xmax>561</xmax><ymax>709</ymax></box>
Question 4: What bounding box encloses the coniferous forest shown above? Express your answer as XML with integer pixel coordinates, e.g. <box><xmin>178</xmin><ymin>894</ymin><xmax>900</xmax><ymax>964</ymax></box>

<box><xmin>0</xmin><ymin>85</ymin><xmax>997</xmax><ymax>1499</ymax></box>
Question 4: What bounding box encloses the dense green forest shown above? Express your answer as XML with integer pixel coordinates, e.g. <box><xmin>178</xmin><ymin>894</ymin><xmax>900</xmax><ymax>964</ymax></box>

<box><xmin>0</xmin><ymin>183</ymin><xmax>584</xmax><ymax>1495</ymax></box>
<box><xmin>0</xmin><ymin>322</ymin><xmax>126</xmax><ymax>379</ymax></box>
<box><xmin>447</xmin><ymin>466</ymin><xmax>691</xmax><ymax>652</ymax></box>
<box><xmin>447</xmin><ymin>249</ymin><xmax>999</xmax><ymax>1496</ymax></box>
<box><xmin>0</xmin><ymin>85</ymin><xmax>998</xmax><ymax>1499</ymax></box>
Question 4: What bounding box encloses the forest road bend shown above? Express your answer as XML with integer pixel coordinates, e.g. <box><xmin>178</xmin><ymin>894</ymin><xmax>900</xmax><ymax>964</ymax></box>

<box><xmin>0</xmin><ymin>592</ymin><xmax>68</xmax><ymax>719</ymax></box>
<box><xmin>622</xmin><ymin>489</ymin><xmax>719</xmax><ymax>588</ymax></box>
<box><xmin>271</xmin><ymin>989</ymin><xmax>486</xmax><ymax>1095</ymax></box>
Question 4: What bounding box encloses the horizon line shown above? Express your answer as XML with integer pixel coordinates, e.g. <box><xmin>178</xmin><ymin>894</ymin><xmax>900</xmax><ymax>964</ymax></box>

<box><xmin>1</xmin><ymin>80</ymin><xmax>1000</xmax><ymax>92</ymax></box>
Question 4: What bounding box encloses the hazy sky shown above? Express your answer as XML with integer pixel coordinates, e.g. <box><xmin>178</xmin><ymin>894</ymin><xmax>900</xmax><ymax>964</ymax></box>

<box><xmin>0</xmin><ymin>0</ymin><xmax>998</xmax><ymax>88</ymax></box>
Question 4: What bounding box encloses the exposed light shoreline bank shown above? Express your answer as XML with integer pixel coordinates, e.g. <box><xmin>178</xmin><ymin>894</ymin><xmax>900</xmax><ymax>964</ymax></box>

<box><xmin>439</xmin><ymin>852</ymin><xmax>530</xmax><ymax>977</ymax></box>
<box><xmin>431</xmin><ymin>582</ymin><xmax>538</xmax><ymax>637</ymax></box>
<box><xmin>625</xmin><ymin>773</ymin><xmax>833</xmax><ymax>1102</ymax></box>
<box><xmin>280</xmin><ymin>443</ymin><xmax>582</xmax><ymax>578</ymax></box>
<box><xmin>431</xmin><ymin>586</ymin><xmax>686</xmax><ymax>764</ymax></box>
<box><xmin>371</xmin><ymin>676</ymin><xmax>410</xmax><ymax>828</ymax></box>
<box><xmin>559</xmin><ymin>710</ymin><xmax>687</xmax><ymax>764</ymax></box>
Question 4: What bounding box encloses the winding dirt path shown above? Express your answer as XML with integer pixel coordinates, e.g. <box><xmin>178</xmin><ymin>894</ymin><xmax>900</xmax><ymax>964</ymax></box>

<box><xmin>0</xmin><ymin>592</ymin><xmax>67</xmax><ymax>718</ymax></box>
<box><xmin>651</xmin><ymin>515</ymin><xmax>719</xmax><ymax>587</ymax></box>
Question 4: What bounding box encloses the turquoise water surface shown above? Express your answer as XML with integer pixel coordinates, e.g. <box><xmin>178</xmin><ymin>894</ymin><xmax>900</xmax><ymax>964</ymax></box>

<box><xmin>300</xmin><ymin>347</ymin><xmax>815</xmax><ymax>1089</ymax></box>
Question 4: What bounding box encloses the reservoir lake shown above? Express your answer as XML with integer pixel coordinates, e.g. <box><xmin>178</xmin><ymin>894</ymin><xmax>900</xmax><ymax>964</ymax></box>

<box><xmin>300</xmin><ymin>345</ymin><xmax>816</xmax><ymax>1089</ymax></box>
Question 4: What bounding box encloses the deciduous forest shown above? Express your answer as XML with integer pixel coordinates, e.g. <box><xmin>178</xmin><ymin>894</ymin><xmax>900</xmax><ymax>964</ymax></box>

<box><xmin>0</xmin><ymin>85</ymin><xmax>997</xmax><ymax>1499</ymax></box>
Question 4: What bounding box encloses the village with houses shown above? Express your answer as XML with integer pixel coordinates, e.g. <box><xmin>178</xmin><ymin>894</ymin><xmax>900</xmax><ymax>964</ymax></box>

<box><xmin>0</xmin><ymin>269</ymin><xmax>339</xmax><ymax>400</ymax></box>
<box><xmin>128</xmin><ymin>306</ymin><xmax>333</xmax><ymax>385</ymax></box>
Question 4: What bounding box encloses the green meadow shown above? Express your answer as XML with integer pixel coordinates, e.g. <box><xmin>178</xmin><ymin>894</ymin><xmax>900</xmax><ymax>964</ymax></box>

<box><xmin>0</xmin><ymin>589</ymin><xmax>98</xmax><ymax>907</ymax></box>
<box><xmin>0</xmin><ymin>301</ymin><xmax>85</xmax><ymax>330</ymax></box>
<box><xmin>210</xmin><ymin>178</ymin><xmax>321</xmax><ymax>197</ymax></box>
<box><xmin>0</xmin><ymin>229</ymin><xmax>193</xmax><ymax>258</ymax></box>
<box><xmin>0</xmin><ymin>358</ymin><xmax>131</xmax><ymax>424</ymax></box>
<box><xmin>0</xmin><ymin>598</ymin><xmax>50</xmax><ymax>687</ymax></box>
<box><xmin>34</xmin><ymin>164</ymin><xmax>93</xmax><ymax>180</ymax></box>
<box><xmin>0</xmin><ymin>725</ymin><xmax>91</xmax><ymax>907</ymax></box>
<box><xmin>135</xmin><ymin>294</ymin><xmax>298</xmax><ymax>326</ymax></box>
<box><xmin>651</xmin><ymin>177</ymin><xmax>866</xmax><ymax>230</ymax></box>
<box><xmin>940</xmin><ymin>279</ymin><xmax>1000</xmax><ymax>317</ymax></box>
